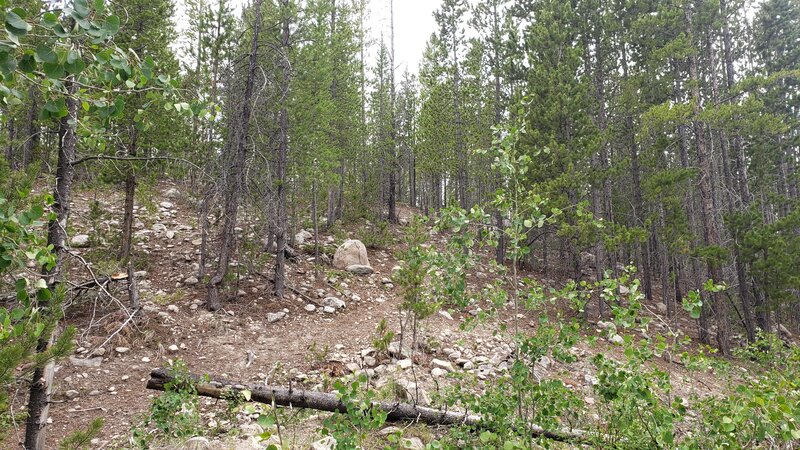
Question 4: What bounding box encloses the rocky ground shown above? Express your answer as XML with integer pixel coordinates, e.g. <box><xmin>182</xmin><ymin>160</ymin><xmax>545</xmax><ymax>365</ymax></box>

<box><xmin>3</xmin><ymin>182</ymin><xmax>761</xmax><ymax>449</ymax></box>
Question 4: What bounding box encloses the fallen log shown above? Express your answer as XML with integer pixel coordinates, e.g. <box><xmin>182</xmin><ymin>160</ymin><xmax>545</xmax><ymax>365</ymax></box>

<box><xmin>146</xmin><ymin>369</ymin><xmax>592</xmax><ymax>444</ymax></box>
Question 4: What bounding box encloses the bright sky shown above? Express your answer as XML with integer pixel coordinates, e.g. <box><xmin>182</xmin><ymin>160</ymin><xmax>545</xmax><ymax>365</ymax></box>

<box><xmin>198</xmin><ymin>0</ymin><xmax>443</xmax><ymax>74</ymax></box>
<box><xmin>368</xmin><ymin>0</ymin><xmax>441</xmax><ymax>74</ymax></box>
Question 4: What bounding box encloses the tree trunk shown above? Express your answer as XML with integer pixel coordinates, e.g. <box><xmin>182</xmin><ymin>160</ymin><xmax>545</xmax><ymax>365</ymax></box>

<box><xmin>24</xmin><ymin>81</ymin><xmax>78</xmax><ymax>450</ymax></box>
<box><xmin>22</xmin><ymin>84</ymin><xmax>39</xmax><ymax>168</ymax></box>
<box><xmin>146</xmin><ymin>369</ymin><xmax>591</xmax><ymax>444</ymax></box>
<box><xmin>207</xmin><ymin>0</ymin><xmax>263</xmax><ymax>310</ymax></box>
<box><xmin>686</xmin><ymin>3</ymin><xmax>729</xmax><ymax>355</ymax></box>
<box><xmin>120</xmin><ymin>125</ymin><xmax>139</xmax><ymax>261</ymax></box>
<box><xmin>274</xmin><ymin>0</ymin><xmax>291</xmax><ymax>299</ymax></box>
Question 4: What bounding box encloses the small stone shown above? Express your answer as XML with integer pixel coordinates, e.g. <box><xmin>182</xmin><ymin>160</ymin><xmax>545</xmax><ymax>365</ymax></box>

<box><xmin>619</xmin><ymin>285</ymin><xmax>630</xmax><ymax>295</ymax></box>
<box><xmin>166</xmin><ymin>230</ymin><xmax>176</xmax><ymax>240</ymax></box>
<box><xmin>463</xmin><ymin>361</ymin><xmax>474</xmax><ymax>370</ymax></box>
<box><xmin>438</xmin><ymin>310</ymin><xmax>453</xmax><ymax>321</ymax></box>
<box><xmin>322</xmin><ymin>297</ymin><xmax>346</xmax><ymax>310</ymax></box>
<box><xmin>267</xmin><ymin>311</ymin><xmax>287</xmax><ymax>323</ymax></box>
<box><xmin>65</xmin><ymin>390</ymin><xmax>80</xmax><ymax>400</ymax></box>
<box><xmin>89</xmin><ymin>390</ymin><xmax>100</xmax><ymax>396</ymax></box>
<box><xmin>363</xmin><ymin>356</ymin><xmax>377</xmax><ymax>367</ymax></box>
<box><xmin>397</xmin><ymin>359</ymin><xmax>413</xmax><ymax>369</ymax></box>
<box><xmin>656</xmin><ymin>302</ymin><xmax>668</xmax><ymax>314</ymax></box>
<box><xmin>168</xmin><ymin>344</ymin><xmax>180</xmax><ymax>353</ymax></box>
<box><xmin>609</xmin><ymin>334</ymin><xmax>625</xmax><ymax>346</ymax></box>
<box><xmin>141</xmin><ymin>356</ymin><xmax>151</xmax><ymax>363</ymax></box>
<box><xmin>431</xmin><ymin>358</ymin><xmax>454</xmax><ymax>372</ymax></box>
<box><xmin>70</xmin><ymin>234</ymin><xmax>90</xmax><ymax>248</ymax></box>
<box><xmin>167</xmin><ymin>304</ymin><xmax>179</xmax><ymax>313</ymax></box>
<box><xmin>311</xmin><ymin>436</ymin><xmax>337</xmax><ymax>450</ymax></box>
<box><xmin>133</xmin><ymin>271</ymin><xmax>148</xmax><ymax>279</ymax></box>
<box><xmin>304</xmin><ymin>304</ymin><xmax>316</xmax><ymax>312</ymax></box>
<box><xmin>345</xmin><ymin>264</ymin><xmax>374</xmax><ymax>275</ymax></box>
<box><xmin>431</xmin><ymin>368</ymin><xmax>447</xmax><ymax>378</ymax></box>
<box><xmin>91</xmin><ymin>347</ymin><xmax>106</xmax><ymax>357</ymax></box>
<box><xmin>584</xmin><ymin>396</ymin><xmax>596</xmax><ymax>405</ymax></box>
<box><xmin>115</xmin><ymin>347</ymin><xmax>130</xmax><ymax>354</ymax></box>
<box><xmin>184</xmin><ymin>276</ymin><xmax>199</xmax><ymax>285</ymax></box>
<box><xmin>69</xmin><ymin>356</ymin><xmax>102</xmax><ymax>368</ymax></box>
<box><xmin>537</xmin><ymin>356</ymin><xmax>551</xmax><ymax>369</ymax></box>
<box><xmin>402</xmin><ymin>437</ymin><xmax>425</xmax><ymax>450</ymax></box>
<box><xmin>159</xmin><ymin>201</ymin><xmax>174</xmax><ymax>209</ymax></box>
<box><xmin>184</xmin><ymin>437</ymin><xmax>212</xmax><ymax>450</ymax></box>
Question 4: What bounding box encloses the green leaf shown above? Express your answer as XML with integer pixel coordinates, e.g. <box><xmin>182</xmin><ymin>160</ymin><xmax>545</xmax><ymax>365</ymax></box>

<box><xmin>64</xmin><ymin>57</ymin><xmax>85</xmax><ymax>75</ymax></box>
<box><xmin>241</xmin><ymin>389</ymin><xmax>252</xmax><ymax>401</ymax></box>
<box><xmin>5</xmin><ymin>11</ymin><xmax>31</xmax><ymax>35</ymax></box>
<box><xmin>18</xmin><ymin>53</ymin><xmax>35</xmax><ymax>72</ymax></box>
<box><xmin>0</xmin><ymin>51</ymin><xmax>16</xmax><ymax>76</ymax></box>
<box><xmin>73</xmin><ymin>0</ymin><xmax>90</xmax><ymax>19</ymax></box>
<box><xmin>42</xmin><ymin>62</ymin><xmax>65</xmax><ymax>79</ymax></box>
<box><xmin>41</xmin><ymin>12</ymin><xmax>59</xmax><ymax>29</ymax></box>
<box><xmin>103</xmin><ymin>15</ymin><xmax>119</xmax><ymax>35</ymax></box>
<box><xmin>35</xmin><ymin>45</ymin><xmax>57</xmax><ymax>64</ymax></box>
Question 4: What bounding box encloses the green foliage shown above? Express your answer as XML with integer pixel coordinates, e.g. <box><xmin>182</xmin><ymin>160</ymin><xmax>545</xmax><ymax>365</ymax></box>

<box><xmin>320</xmin><ymin>373</ymin><xmax>388</xmax><ymax>448</ymax></box>
<box><xmin>372</xmin><ymin>318</ymin><xmax>394</xmax><ymax>356</ymax></box>
<box><xmin>0</xmin><ymin>195</ymin><xmax>75</xmax><ymax>439</ymax></box>
<box><xmin>131</xmin><ymin>361</ymin><xmax>203</xmax><ymax>448</ymax></box>
<box><xmin>58</xmin><ymin>418</ymin><xmax>104</xmax><ymax>450</ymax></box>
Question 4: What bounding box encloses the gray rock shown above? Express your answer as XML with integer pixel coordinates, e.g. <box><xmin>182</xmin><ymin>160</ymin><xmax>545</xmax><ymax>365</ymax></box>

<box><xmin>159</xmin><ymin>201</ymin><xmax>174</xmax><ymax>209</ymax></box>
<box><xmin>133</xmin><ymin>271</ymin><xmax>148</xmax><ymax>279</ymax></box>
<box><xmin>311</xmin><ymin>436</ymin><xmax>337</xmax><ymax>450</ymax></box>
<box><xmin>304</xmin><ymin>304</ymin><xmax>317</xmax><ymax>312</ymax></box>
<box><xmin>267</xmin><ymin>311</ymin><xmax>287</xmax><ymax>323</ymax></box>
<box><xmin>438</xmin><ymin>310</ymin><xmax>454</xmax><ymax>321</ymax></box>
<box><xmin>431</xmin><ymin>367</ymin><xmax>447</xmax><ymax>378</ymax></box>
<box><xmin>609</xmin><ymin>334</ymin><xmax>625</xmax><ymax>346</ymax></box>
<box><xmin>402</xmin><ymin>437</ymin><xmax>425</xmax><ymax>450</ymax></box>
<box><xmin>115</xmin><ymin>347</ymin><xmax>130</xmax><ymax>354</ymax></box>
<box><xmin>183</xmin><ymin>437</ymin><xmax>211</xmax><ymax>450</ymax></box>
<box><xmin>397</xmin><ymin>359</ymin><xmax>413</xmax><ymax>369</ymax></box>
<box><xmin>70</xmin><ymin>234</ymin><xmax>90</xmax><ymax>248</ymax></box>
<box><xmin>431</xmin><ymin>358</ymin><xmax>454</xmax><ymax>372</ymax></box>
<box><xmin>322</xmin><ymin>297</ymin><xmax>346</xmax><ymax>310</ymax></box>
<box><xmin>388</xmin><ymin>341</ymin><xmax>411</xmax><ymax>359</ymax></box>
<box><xmin>165</xmin><ymin>188</ymin><xmax>180</xmax><ymax>198</ymax></box>
<box><xmin>333</xmin><ymin>239</ymin><xmax>370</xmax><ymax>269</ymax></box>
<box><xmin>323</xmin><ymin>306</ymin><xmax>336</xmax><ymax>314</ymax></box>
<box><xmin>65</xmin><ymin>390</ymin><xmax>80</xmax><ymax>400</ymax></box>
<box><xmin>346</xmin><ymin>264</ymin><xmax>374</xmax><ymax>275</ymax></box>
<box><xmin>69</xmin><ymin>356</ymin><xmax>102</xmax><ymax>368</ymax></box>
<box><xmin>295</xmin><ymin>229</ymin><xmax>313</xmax><ymax>245</ymax></box>
<box><xmin>656</xmin><ymin>302</ymin><xmax>668</xmax><ymax>314</ymax></box>
<box><xmin>184</xmin><ymin>276</ymin><xmax>199</xmax><ymax>285</ymax></box>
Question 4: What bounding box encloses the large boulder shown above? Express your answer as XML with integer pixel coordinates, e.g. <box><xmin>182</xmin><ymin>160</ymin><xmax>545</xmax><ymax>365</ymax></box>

<box><xmin>333</xmin><ymin>239</ymin><xmax>370</xmax><ymax>270</ymax></box>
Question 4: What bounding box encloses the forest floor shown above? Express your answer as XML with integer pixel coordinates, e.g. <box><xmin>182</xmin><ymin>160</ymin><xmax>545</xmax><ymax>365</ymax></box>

<box><xmin>5</xmin><ymin>182</ymin><xmax>764</xmax><ymax>449</ymax></box>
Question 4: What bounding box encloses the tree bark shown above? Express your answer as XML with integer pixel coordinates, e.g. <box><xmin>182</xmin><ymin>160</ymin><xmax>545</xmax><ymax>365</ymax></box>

<box><xmin>686</xmin><ymin>3</ymin><xmax>730</xmax><ymax>355</ymax></box>
<box><xmin>146</xmin><ymin>368</ymin><xmax>591</xmax><ymax>444</ymax></box>
<box><xmin>207</xmin><ymin>0</ymin><xmax>263</xmax><ymax>310</ymax></box>
<box><xmin>274</xmin><ymin>0</ymin><xmax>291</xmax><ymax>299</ymax></box>
<box><xmin>24</xmin><ymin>81</ymin><xmax>78</xmax><ymax>450</ymax></box>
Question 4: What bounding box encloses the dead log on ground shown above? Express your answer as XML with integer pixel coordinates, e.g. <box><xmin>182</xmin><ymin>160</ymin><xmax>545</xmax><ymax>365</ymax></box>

<box><xmin>146</xmin><ymin>369</ymin><xmax>592</xmax><ymax>444</ymax></box>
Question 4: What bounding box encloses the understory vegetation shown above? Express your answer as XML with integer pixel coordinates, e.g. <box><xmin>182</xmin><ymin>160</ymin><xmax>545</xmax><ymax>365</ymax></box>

<box><xmin>1</xmin><ymin>0</ymin><xmax>798</xmax><ymax>448</ymax></box>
